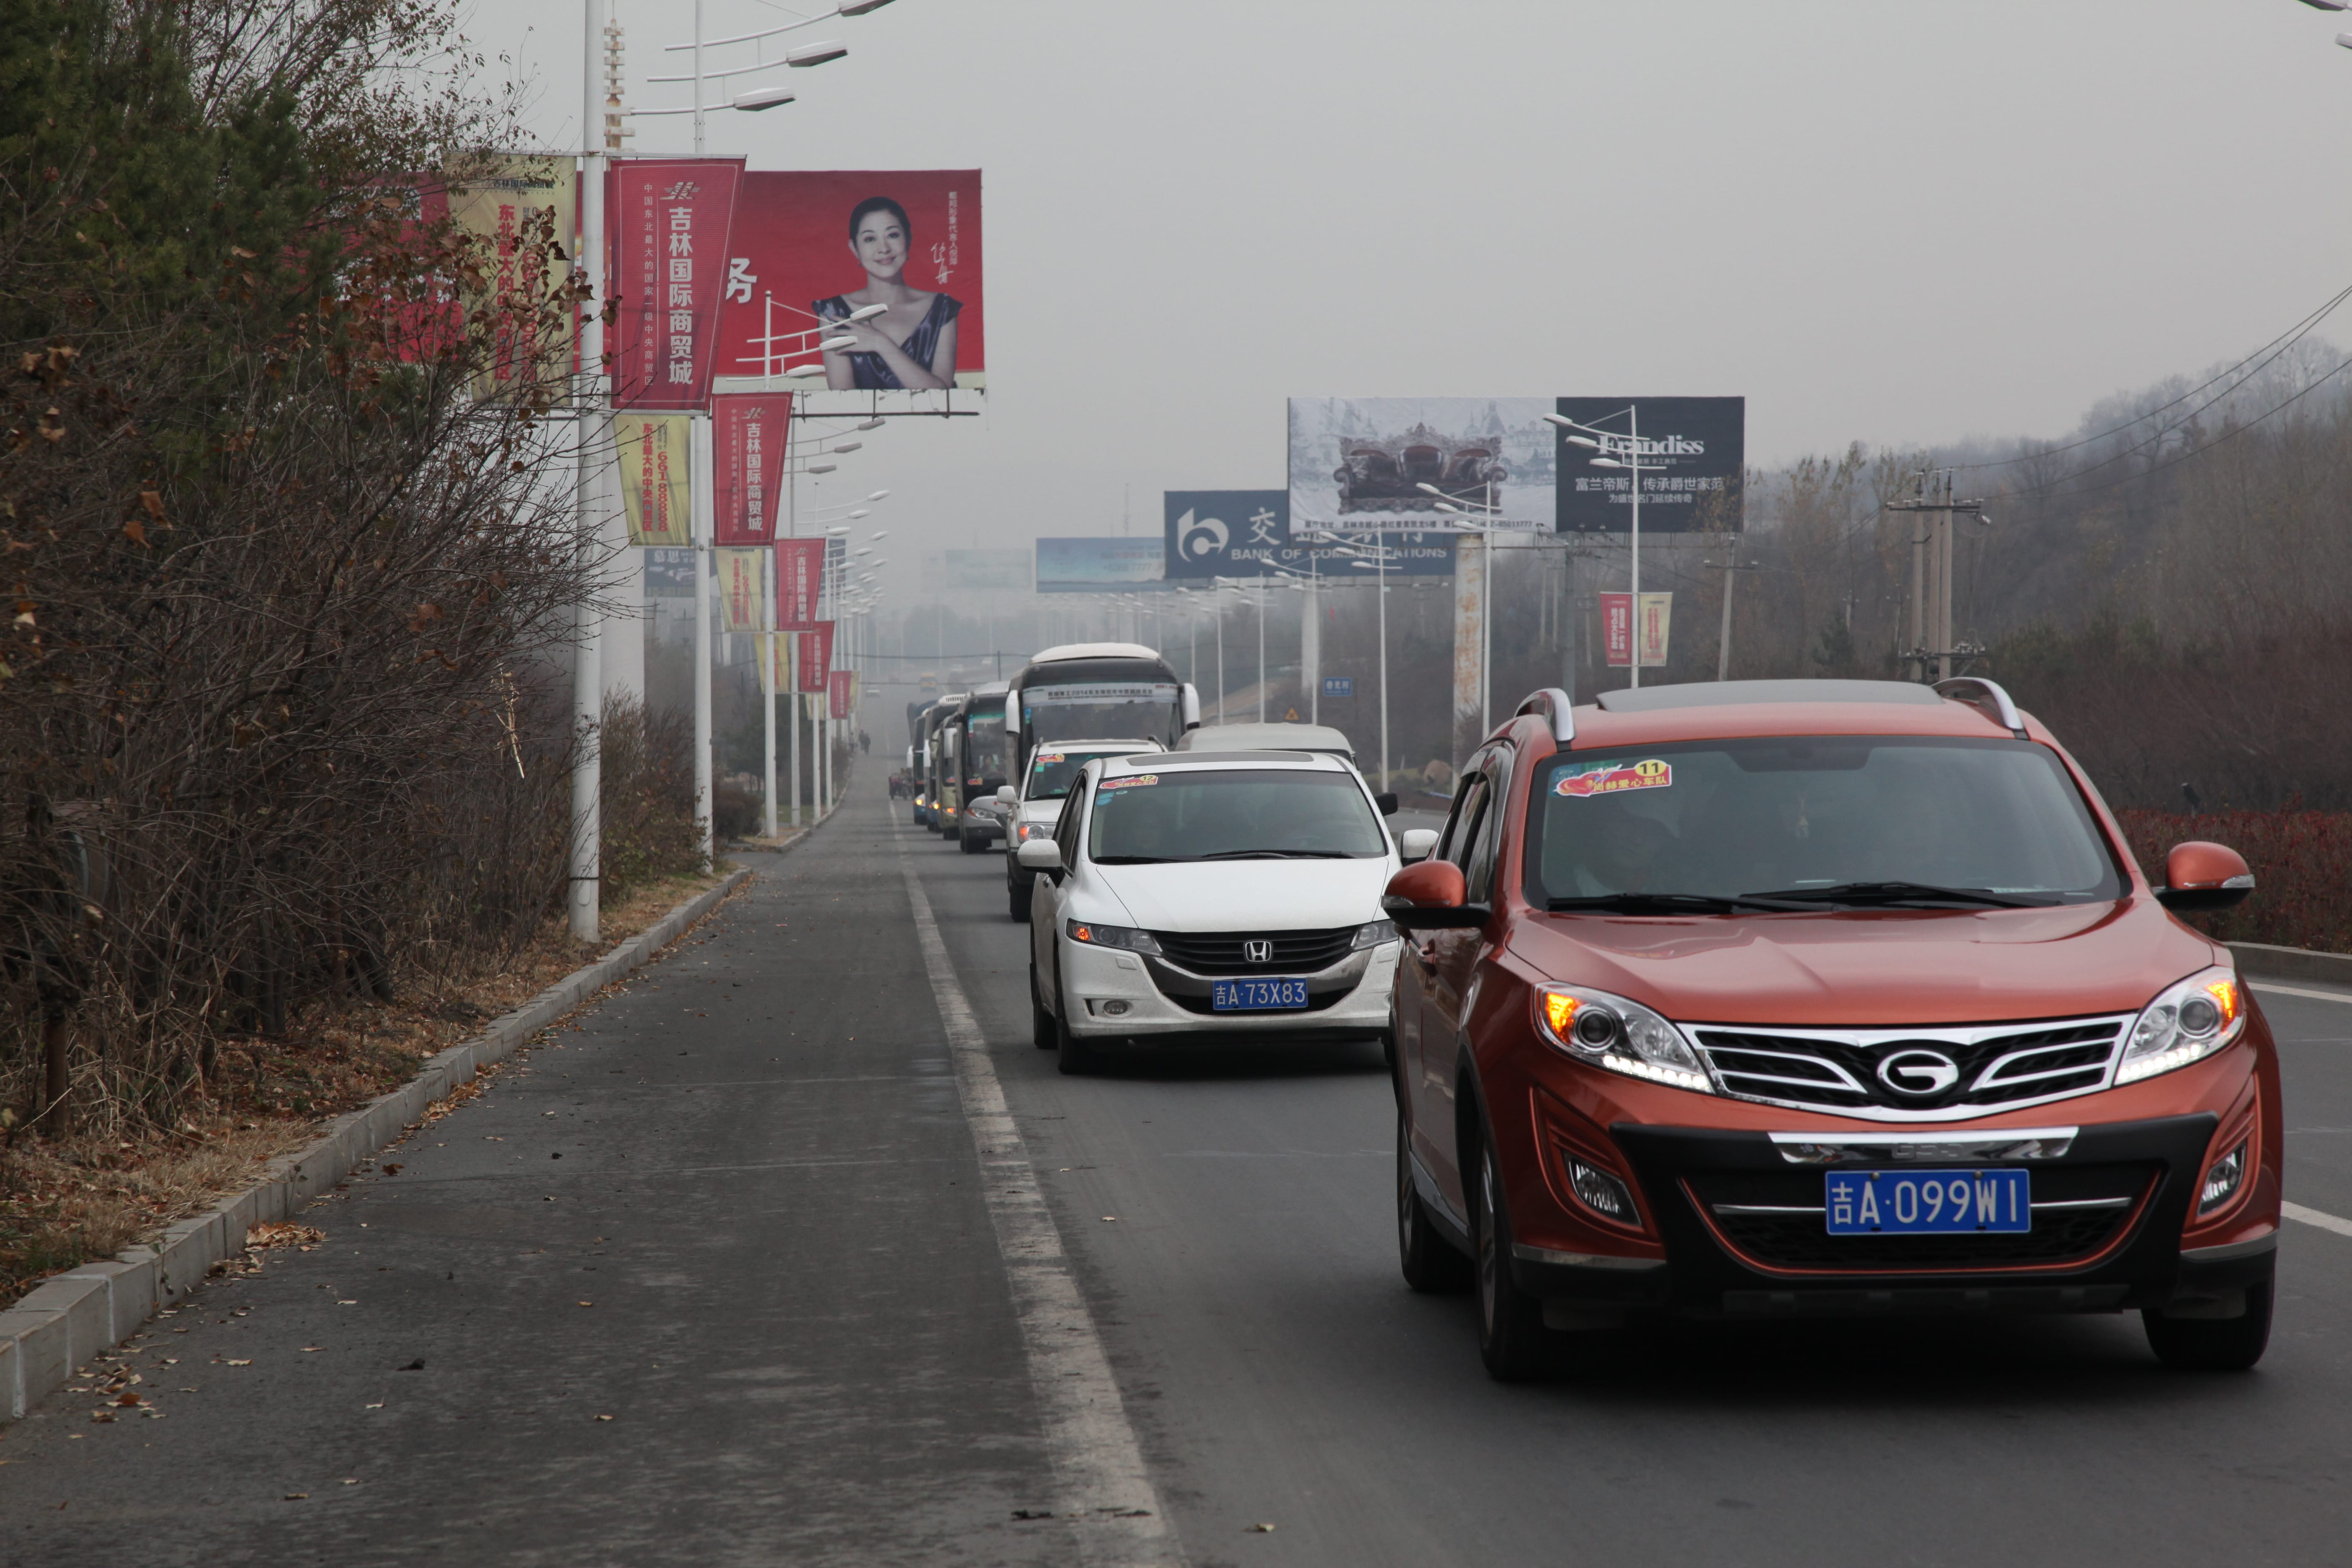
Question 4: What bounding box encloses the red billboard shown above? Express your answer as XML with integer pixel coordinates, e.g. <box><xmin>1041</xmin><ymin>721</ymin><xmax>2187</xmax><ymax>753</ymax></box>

<box><xmin>712</xmin><ymin>392</ymin><xmax>789</xmax><ymax>545</ymax></box>
<box><xmin>1600</xmin><ymin>592</ymin><xmax>1671</xmax><ymax>668</ymax></box>
<box><xmin>828</xmin><ymin>669</ymin><xmax>854</xmax><ymax>721</ymax></box>
<box><xmin>608</xmin><ymin>157</ymin><xmax>744</xmax><ymax>409</ymax></box>
<box><xmin>796</xmin><ymin>622</ymin><xmax>835</xmax><ymax>694</ymax></box>
<box><xmin>776</xmin><ymin>537</ymin><xmax>825</xmax><ymax>629</ymax></box>
<box><xmin>716</xmin><ymin>170</ymin><xmax>983</xmax><ymax>393</ymax></box>
<box><xmin>1600</xmin><ymin>593</ymin><xmax>1633</xmax><ymax>668</ymax></box>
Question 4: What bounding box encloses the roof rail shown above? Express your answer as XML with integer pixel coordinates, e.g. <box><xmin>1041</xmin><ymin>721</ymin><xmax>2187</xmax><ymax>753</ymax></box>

<box><xmin>1514</xmin><ymin>688</ymin><xmax>1576</xmax><ymax>745</ymax></box>
<box><xmin>1933</xmin><ymin>677</ymin><xmax>2027</xmax><ymax>740</ymax></box>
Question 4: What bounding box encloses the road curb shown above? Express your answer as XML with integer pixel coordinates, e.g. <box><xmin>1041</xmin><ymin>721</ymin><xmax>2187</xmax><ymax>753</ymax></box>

<box><xmin>2231</xmin><ymin>940</ymin><xmax>2352</xmax><ymax>988</ymax></box>
<box><xmin>0</xmin><ymin>864</ymin><xmax>756</xmax><ymax>1424</ymax></box>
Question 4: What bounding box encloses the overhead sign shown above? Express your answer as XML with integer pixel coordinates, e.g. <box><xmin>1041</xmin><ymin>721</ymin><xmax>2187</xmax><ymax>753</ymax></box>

<box><xmin>614</xmin><ymin>413</ymin><xmax>692</xmax><ymax>545</ymax></box>
<box><xmin>776</xmin><ymin>537</ymin><xmax>826</xmax><ymax>628</ymax></box>
<box><xmin>1164</xmin><ymin>489</ymin><xmax>1456</xmax><ymax>580</ymax></box>
<box><xmin>1323</xmin><ymin>676</ymin><xmax>1354</xmax><ymax>698</ymax></box>
<box><xmin>1555</xmin><ymin>397</ymin><xmax>1744</xmax><ymax>533</ymax></box>
<box><xmin>714</xmin><ymin>170</ymin><xmax>984</xmax><ymax>398</ymax></box>
<box><xmin>645</xmin><ymin>547</ymin><xmax>695</xmax><ymax>598</ymax></box>
<box><xmin>1289</xmin><ymin>399</ymin><xmax>1555</xmax><ymax>534</ymax></box>
<box><xmin>1035</xmin><ymin>536</ymin><xmax>1171</xmax><ymax>594</ymax></box>
<box><xmin>1601</xmin><ymin>592</ymin><xmax>1673</xmax><ymax>668</ymax></box>
<box><xmin>609</xmin><ymin>157</ymin><xmax>745</xmax><ymax>409</ymax></box>
<box><xmin>922</xmin><ymin>549</ymin><xmax>1029</xmax><ymax>593</ymax></box>
<box><xmin>711</xmin><ymin>392</ymin><xmax>789</xmax><ymax>545</ymax></box>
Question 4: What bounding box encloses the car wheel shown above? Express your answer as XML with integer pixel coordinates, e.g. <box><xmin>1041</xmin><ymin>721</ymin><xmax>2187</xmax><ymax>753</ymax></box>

<box><xmin>1009</xmin><ymin>876</ymin><xmax>1033</xmax><ymax>923</ymax></box>
<box><xmin>2144</xmin><ymin>1280</ymin><xmax>2274</xmax><ymax>1371</ymax></box>
<box><xmin>1030</xmin><ymin>959</ymin><xmax>1056</xmax><ymax>1049</ymax></box>
<box><xmin>1398</xmin><ymin>1106</ymin><xmax>1471</xmax><ymax>1294</ymax></box>
<box><xmin>1471</xmin><ymin>1131</ymin><xmax>1548</xmax><ymax>1381</ymax></box>
<box><xmin>1055</xmin><ymin>970</ymin><xmax>1099</xmax><ymax>1075</ymax></box>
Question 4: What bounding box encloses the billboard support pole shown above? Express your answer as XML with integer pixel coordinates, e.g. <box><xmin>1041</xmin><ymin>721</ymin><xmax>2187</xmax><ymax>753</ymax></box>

<box><xmin>763</xmin><ymin>564</ymin><xmax>777</xmax><ymax>839</ymax></box>
<box><xmin>1305</xmin><ymin>553</ymin><xmax>1320</xmax><ymax>726</ymax></box>
<box><xmin>1627</xmin><ymin>406</ymin><xmax>1642</xmax><ymax>690</ymax></box>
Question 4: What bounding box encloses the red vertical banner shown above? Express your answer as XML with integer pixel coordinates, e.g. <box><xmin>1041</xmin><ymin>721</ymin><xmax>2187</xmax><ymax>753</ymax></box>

<box><xmin>796</xmin><ymin>622</ymin><xmax>835</xmax><ymax>693</ymax></box>
<box><xmin>710</xmin><ymin>392</ymin><xmax>789</xmax><ymax>545</ymax></box>
<box><xmin>1600</xmin><ymin>592</ymin><xmax>1633</xmax><ymax>668</ymax></box>
<box><xmin>828</xmin><ymin>669</ymin><xmax>853</xmax><ymax>720</ymax></box>
<box><xmin>776</xmin><ymin>538</ymin><xmax>826</xmax><ymax>628</ymax></box>
<box><xmin>607</xmin><ymin>157</ymin><xmax>745</xmax><ymax>409</ymax></box>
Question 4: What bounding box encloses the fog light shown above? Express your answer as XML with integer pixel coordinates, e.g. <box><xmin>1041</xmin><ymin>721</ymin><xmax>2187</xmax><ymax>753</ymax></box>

<box><xmin>1101</xmin><ymin>1000</ymin><xmax>1131</xmax><ymax>1017</ymax></box>
<box><xmin>2199</xmin><ymin>1139</ymin><xmax>2248</xmax><ymax>1214</ymax></box>
<box><xmin>1564</xmin><ymin>1154</ymin><xmax>1639</xmax><ymax>1225</ymax></box>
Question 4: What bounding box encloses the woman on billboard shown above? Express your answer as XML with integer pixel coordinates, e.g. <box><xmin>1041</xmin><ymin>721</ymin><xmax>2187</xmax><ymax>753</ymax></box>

<box><xmin>815</xmin><ymin>197</ymin><xmax>961</xmax><ymax>391</ymax></box>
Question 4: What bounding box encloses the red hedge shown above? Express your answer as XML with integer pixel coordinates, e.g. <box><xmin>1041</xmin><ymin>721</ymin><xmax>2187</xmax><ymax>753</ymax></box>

<box><xmin>2117</xmin><ymin>809</ymin><xmax>2352</xmax><ymax>956</ymax></box>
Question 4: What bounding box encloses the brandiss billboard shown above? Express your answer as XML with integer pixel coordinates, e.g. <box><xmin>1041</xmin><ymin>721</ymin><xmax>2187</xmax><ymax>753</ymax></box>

<box><xmin>1555</xmin><ymin>397</ymin><xmax>1744</xmax><ymax>533</ymax></box>
<box><xmin>715</xmin><ymin>171</ymin><xmax>983</xmax><ymax>398</ymax></box>
<box><xmin>1164</xmin><ymin>490</ymin><xmax>1456</xmax><ymax>580</ymax></box>
<box><xmin>1290</xmin><ymin>399</ymin><xmax>1556</xmax><ymax>534</ymax></box>
<box><xmin>1036</xmin><ymin>537</ymin><xmax>1169</xmax><ymax>594</ymax></box>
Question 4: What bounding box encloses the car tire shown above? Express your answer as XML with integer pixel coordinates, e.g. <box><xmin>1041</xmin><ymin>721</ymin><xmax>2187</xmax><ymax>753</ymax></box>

<box><xmin>2144</xmin><ymin>1280</ymin><xmax>2274</xmax><ymax>1371</ymax></box>
<box><xmin>1030</xmin><ymin>960</ymin><xmax>1056</xmax><ymax>1050</ymax></box>
<box><xmin>1009</xmin><ymin>876</ymin><xmax>1033</xmax><ymax>923</ymax></box>
<box><xmin>1471</xmin><ymin>1130</ymin><xmax>1549</xmax><ymax>1382</ymax></box>
<box><xmin>1055</xmin><ymin>970</ymin><xmax>1099</xmax><ymax>1075</ymax></box>
<box><xmin>958</xmin><ymin>827</ymin><xmax>981</xmax><ymax>853</ymax></box>
<box><xmin>1398</xmin><ymin>1106</ymin><xmax>1472</xmax><ymax>1294</ymax></box>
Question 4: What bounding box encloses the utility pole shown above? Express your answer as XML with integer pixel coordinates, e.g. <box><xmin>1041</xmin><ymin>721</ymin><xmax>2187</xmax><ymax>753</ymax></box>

<box><xmin>1889</xmin><ymin>472</ymin><xmax>1983</xmax><ymax>683</ymax></box>
<box><xmin>1710</xmin><ymin>558</ymin><xmax>1757</xmax><ymax>682</ymax></box>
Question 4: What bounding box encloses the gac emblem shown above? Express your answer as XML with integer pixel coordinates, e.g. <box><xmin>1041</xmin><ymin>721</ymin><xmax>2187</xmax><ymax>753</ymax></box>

<box><xmin>1243</xmin><ymin>939</ymin><xmax>1273</xmax><ymax>965</ymax></box>
<box><xmin>1878</xmin><ymin>1048</ymin><xmax>1961</xmax><ymax>1096</ymax></box>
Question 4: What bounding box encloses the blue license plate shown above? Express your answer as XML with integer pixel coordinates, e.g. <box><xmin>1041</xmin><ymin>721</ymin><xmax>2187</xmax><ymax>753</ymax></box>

<box><xmin>1212</xmin><ymin>977</ymin><xmax>1310</xmax><ymax>1011</ymax></box>
<box><xmin>1824</xmin><ymin>1168</ymin><xmax>2030</xmax><ymax>1234</ymax></box>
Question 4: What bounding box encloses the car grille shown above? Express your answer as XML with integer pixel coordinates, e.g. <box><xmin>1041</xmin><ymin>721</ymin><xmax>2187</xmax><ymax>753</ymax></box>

<box><xmin>1688</xmin><ymin>1016</ymin><xmax>2132</xmax><ymax>1119</ymax></box>
<box><xmin>1684</xmin><ymin>1165</ymin><xmax>2151</xmax><ymax>1273</ymax></box>
<box><xmin>1150</xmin><ymin>927</ymin><xmax>1357</xmax><ymax>976</ymax></box>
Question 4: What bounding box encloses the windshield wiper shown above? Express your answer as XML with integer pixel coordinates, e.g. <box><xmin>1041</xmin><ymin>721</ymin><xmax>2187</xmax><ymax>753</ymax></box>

<box><xmin>1739</xmin><ymin>880</ymin><xmax>2058</xmax><ymax>909</ymax></box>
<box><xmin>1197</xmin><ymin>849</ymin><xmax>1359</xmax><ymax>860</ymax></box>
<box><xmin>1546</xmin><ymin>892</ymin><xmax>1811</xmax><ymax>915</ymax></box>
<box><xmin>1093</xmin><ymin>855</ymin><xmax>1177</xmax><ymax>864</ymax></box>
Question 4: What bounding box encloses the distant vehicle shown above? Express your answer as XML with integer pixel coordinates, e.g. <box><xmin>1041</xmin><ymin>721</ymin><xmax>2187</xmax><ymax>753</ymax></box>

<box><xmin>1005</xmin><ymin>643</ymin><xmax>1200</xmax><ymax>775</ymax></box>
<box><xmin>1380</xmin><ymin>678</ymin><xmax>2279</xmax><ymax>1379</ymax></box>
<box><xmin>914</xmin><ymin>696</ymin><xmax>962</xmax><ymax>828</ymax></box>
<box><xmin>999</xmin><ymin>738</ymin><xmax>1166</xmax><ymax>921</ymax></box>
<box><xmin>1177</xmin><ymin>722</ymin><xmax>1355</xmax><ymax>760</ymax></box>
<box><xmin>941</xmin><ymin>681</ymin><xmax>1012</xmax><ymax>852</ymax></box>
<box><xmin>1018</xmin><ymin>748</ymin><xmax>1405</xmax><ymax>1075</ymax></box>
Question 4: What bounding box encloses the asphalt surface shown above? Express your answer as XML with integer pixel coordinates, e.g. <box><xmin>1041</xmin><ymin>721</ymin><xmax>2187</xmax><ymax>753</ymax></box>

<box><xmin>8</xmin><ymin>778</ymin><xmax>2352</xmax><ymax>1565</ymax></box>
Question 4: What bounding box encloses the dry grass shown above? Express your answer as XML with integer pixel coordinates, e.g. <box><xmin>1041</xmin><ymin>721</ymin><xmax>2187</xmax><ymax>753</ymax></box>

<box><xmin>0</xmin><ymin>866</ymin><xmax>735</xmax><ymax>1307</ymax></box>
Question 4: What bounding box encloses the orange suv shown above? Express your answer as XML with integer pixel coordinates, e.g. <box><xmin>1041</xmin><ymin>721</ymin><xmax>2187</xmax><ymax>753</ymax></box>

<box><xmin>1383</xmin><ymin>679</ymin><xmax>2277</xmax><ymax>1380</ymax></box>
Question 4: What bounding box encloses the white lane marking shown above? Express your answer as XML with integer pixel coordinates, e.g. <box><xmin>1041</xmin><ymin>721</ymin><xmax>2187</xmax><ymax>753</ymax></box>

<box><xmin>2251</xmin><ymin>981</ymin><xmax>2352</xmax><ymax>1005</ymax></box>
<box><xmin>899</xmin><ymin>849</ymin><xmax>1180</xmax><ymax>1568</ymax></box>
<box><xmin>2284</xmin><ymin>1201</ymin><xmax>2352</xmax><ymax>1238</ymax></box>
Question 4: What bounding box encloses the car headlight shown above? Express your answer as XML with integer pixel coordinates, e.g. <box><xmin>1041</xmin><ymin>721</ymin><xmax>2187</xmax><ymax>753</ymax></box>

<box><xmin>1067</xmin><ymin>918</ymin><xmax>1161</xmax><ymax>956</ymax></box>
<box><xmin>1350</xmin><ymin>919</ymin><xmax>1396</xmax><ymax>950</ymax></box>
<box><xmin>2117</xmin><ymin>965</ymin><xmax>2246</xmax><ymax>1085</ymax></box>
<box><xmin>1015</xmin><ymin>821</ymin><xmax>1042</xmax><ymax>842</ymax></box>
<box><xmin>1532</xmin><ymin>983</ymin><xmax>1713</xmax><ymax>1094</ymax></box>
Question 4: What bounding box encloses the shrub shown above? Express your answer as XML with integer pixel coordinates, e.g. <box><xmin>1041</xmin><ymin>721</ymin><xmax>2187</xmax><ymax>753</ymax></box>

<box><xmin>2116</xmin><ymin>808</ymin><xmax>2352</xmax><ymax>954</ymax></box>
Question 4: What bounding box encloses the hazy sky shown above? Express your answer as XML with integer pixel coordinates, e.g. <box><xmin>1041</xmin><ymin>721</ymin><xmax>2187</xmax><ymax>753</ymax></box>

<box><xmin>484</xmin><ymin>0</ymin><xmax>2352</xmax><ymax>593</ymax></box>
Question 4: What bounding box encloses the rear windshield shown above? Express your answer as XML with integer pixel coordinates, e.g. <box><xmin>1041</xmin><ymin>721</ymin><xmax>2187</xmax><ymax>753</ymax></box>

<box><xmin>1026</xmin><ymin>748</ymin><xmax>1128</xmax><ymax>801</ymax></box>
<box><xmin>1524</xmin><ymin>738</ymin><xmax>2122</xmax><ymax>907</ymax></box>
<box><xmin>1088</xmin><ymin>769</ymin><xmax>1387</xmax><ymax>863</ymax></box>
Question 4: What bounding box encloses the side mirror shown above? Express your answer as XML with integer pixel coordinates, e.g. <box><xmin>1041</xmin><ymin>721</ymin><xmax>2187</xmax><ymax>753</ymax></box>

<box><xmin>996</xmin><ymin>785</ymin><xmax>1018</xmax><ymax>805</ymax></box>
<box><xmin>1399</xmin><ymin>828</ymin><xmax>1438</xmax><ymax>864</ymax></box>
<box><xmin>1374</xmin><ymin>792</ymin><xmax>1399</xmax><ymax>816</ymax></box>
<box><xmin>1180</xmin><ymin>682</ymin><xmax>1202</xmax><ymax>731</ymax></box>
<box><xmin>1381</xmin><ymin>859</ymin><xmax>1486</xmax><ymax>930</ymax></box>
<box><xmin>2156</xmin><ymin>841</ymin><xmax>2254</xmax><ymax>912</ymax></box>
<box><xmin>1016</xmin><ymin>838</ymin><xmax>1064</xmax><ymax>875</ymax></box>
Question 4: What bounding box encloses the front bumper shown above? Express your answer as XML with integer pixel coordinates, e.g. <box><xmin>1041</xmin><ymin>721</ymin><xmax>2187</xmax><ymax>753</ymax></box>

<box><xmin>1059</xmin><ymin>935</ymin><xmax>1398</xmax><ymax>1040</ymax></box>
<box><xmin>1510</xmin><ymin>1112</ymin><xmax>2270</xmax><ymax>1318</ymax></box>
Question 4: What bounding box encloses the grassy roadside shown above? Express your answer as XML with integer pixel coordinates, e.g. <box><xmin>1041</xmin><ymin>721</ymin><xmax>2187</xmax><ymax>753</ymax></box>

<box><xmin>0</xmin><ymin>867</ymin><xmax>737</xmax><ymax>1310</ymax></box>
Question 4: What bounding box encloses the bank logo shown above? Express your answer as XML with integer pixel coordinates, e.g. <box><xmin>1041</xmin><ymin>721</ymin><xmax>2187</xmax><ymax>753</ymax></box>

<box><xmin>1175</xmin><ymin>508</ymin><xmax>1229</xmax><ymax>561</ymax></box>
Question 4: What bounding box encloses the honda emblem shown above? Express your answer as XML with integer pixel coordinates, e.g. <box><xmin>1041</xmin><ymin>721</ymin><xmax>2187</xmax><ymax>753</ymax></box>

<box><xmin>1243</xmin><ymin>939</ymin><xmax>1273</xmax><ymax>965</ymax></box>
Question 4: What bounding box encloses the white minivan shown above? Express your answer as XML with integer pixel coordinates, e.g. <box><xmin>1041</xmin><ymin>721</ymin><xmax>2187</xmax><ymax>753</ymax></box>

<box><xmin>1019</xmin><ymin>748</ymin><xmax>1410</xmax><ymax>1073</ymax></box>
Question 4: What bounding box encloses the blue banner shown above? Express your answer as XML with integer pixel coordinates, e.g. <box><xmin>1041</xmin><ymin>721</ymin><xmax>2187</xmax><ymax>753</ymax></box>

<box><xmin>1164</xmin><ymin>490</ymin><xmax>1455</xmax><ymax>580</ymax></box>
<box><xmin>1035</xmin><ymin>536</ymin><xmax>1173</xmax><ymax>594</ymax></box>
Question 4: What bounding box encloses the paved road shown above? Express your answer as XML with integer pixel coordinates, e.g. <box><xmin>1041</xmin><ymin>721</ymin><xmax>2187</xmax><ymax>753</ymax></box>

<box><xmin>9</xmin><ymin>778</ymin><xmax>2352</xmax><ymax>1565</ymax></box>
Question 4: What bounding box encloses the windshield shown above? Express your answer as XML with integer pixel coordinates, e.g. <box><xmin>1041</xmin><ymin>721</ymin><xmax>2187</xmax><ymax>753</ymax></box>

<box><xmin>1022</xmin><ymin>681</ymin><xmax>1181</xmax><ymax>751</ymax></box>
<box><xmin>965</xmin><ymin>709</ymin><xmax>1008</xmax><ymax>786</ymax></box>
<box><xmin>1524</xmin><ymin>738</ymin><xmax>2122</xmax><ymax>908</ymax></box>
<box><xmin>1026</xmin><ymin>748</ymin><xmax>1131</xmax><ymax>801</ymax></box>
<box><xmin>1088</xmin><ymin>769</ymin><xmax>1388</xmax><ymax>863</ymax></box>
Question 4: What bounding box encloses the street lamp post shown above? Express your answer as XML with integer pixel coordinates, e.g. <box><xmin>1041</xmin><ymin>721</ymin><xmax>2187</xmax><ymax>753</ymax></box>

<box><xmin>1545</xmin><ymin>407</ymin><xmax>1657</xmax><ymax>689</ymax></box>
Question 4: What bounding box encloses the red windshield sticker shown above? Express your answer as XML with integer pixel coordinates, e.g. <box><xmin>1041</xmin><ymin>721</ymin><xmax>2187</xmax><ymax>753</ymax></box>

<box><xmin>1554</xmin><ymin>759</ymin><xmax>1671</xmax><ymax>798</ymax></box>
<box><xmin>1098</xmin><ymin>774</ymin><xmax>1158</xmax><ymax>790</ymax></box>
<box><xmin>1032</xmin><ymin>753</ymin><xmax>1065</xmax><ymax>767</ymax></box>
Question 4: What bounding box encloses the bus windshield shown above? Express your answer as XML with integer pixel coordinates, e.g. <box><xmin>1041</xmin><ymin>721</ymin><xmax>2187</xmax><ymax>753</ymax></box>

<box><xmin>1021</xmin><ymin>680</ymin><xmax>1181</xmax><ymax>751</ymax></box>
<box><xmin>965</xmin><ymin>707</ymin><xmax>1009</xmax><ymax>786</ymax></box>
